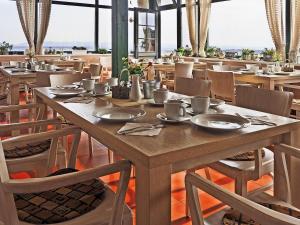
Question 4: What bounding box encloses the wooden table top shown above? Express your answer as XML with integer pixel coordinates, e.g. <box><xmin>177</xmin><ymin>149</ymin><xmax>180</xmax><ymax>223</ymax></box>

<box><xmin>35</xmin><ymin>87</ymin><xmax>300</xmax><ymax>169</ymax></box>
<box><xmin>235</xmin><ymin>71</ymin><xmax>300</xmax><ymax>80</ymax></box>
<box><xmin>0</xmin><ymin>67</ymin><xmax>37</xmax><ymax>78</ymax></box>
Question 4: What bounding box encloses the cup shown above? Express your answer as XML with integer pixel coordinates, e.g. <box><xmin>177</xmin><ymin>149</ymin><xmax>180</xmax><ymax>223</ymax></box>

<box><xmin>94</xmin><ymin>82</ymin><xmax>109</xmax><ymax>95</ymax></box>
<box><xmin>164</xmin><ymin>100</ymin><xmax>186</xmax><ymax>120</ymax></box>
<box><xmin>106</xmin><ymin>77</ymin><xmax>118</xmax><ymax>87</ymax></box>
<box><xmin>33</xmin><ymin>65</ymin><xmax>40</xmax><ymax>71</ymax></box>
<box><xmin>153</xmin><ymin>88</ymin><xmax>169</xmax><ymax>104</ymax></box>
<box><xmin>191</xmin><ymin>96</ymin><xmax>210</xmax><ymax>114</ymax></box>
<box><xmin>82</xmin><ymin>79</ymin><xmax>95</xmax><ymax>92</ymax></box>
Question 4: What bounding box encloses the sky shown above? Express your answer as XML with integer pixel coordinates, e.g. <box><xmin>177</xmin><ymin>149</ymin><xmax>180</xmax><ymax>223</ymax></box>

<box><xmin>0</xmin><ymin>0</ymin><xmax>274</xmax><ymax>52</ymax></box>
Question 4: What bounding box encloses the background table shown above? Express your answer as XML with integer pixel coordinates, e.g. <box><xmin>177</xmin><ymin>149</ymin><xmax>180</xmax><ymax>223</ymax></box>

<box><xmin>34</xmin><ymin>87</ymin><xmax>300</xmax><ymax>225</ymax></box>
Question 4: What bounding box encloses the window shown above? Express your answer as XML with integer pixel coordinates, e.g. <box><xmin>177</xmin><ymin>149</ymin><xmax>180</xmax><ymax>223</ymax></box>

<box><xmin>209</xmin><ymin>0</ymin><xmax>274</xmax><ymax>51</ymax></box>
<box><xmin>0</xmin><ymin>1</ymin><xmax>27</xmax><ymax>51</ymax></box>
<box><xmin>44</xmin><ymin>5</ymin><xmax>94</xmax><ymax>51</ymax></box>
<box><xmin>56</xmin><ymin>0</ymin><xmax>95</xmax><ymax>4</ymax></box>
<box><xmin>99</xmin><ymin>8</ymin><xmax>112</xmax><ymax>50</ymax></box>
<box><xmin>161</xmin><ymin>9</ymin><xmax>177</xmax><ymax>54</ymax></box>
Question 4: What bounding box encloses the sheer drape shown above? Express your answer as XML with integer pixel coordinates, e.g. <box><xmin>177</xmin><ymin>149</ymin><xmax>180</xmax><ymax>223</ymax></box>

<box><xmin>137</xmin><ymin>0</ymin><xmax>149</xmax><ymax>9</ymax></box>
<box><xmin>36</xmin><ymin>0</ymin><xmax>52</xmax><ymax>55</ymax></box>
<box><xmin>198</xmin><ymin>0</ymin><xmax>212</xmax><ymax>57</ymax></box>
<box><xmin>289</xmin><ymin>0</ymin><xmax>300</xmax><ymax>62</ymax></box>
<box><xmin>264</xmin><ymin>0</ymin><xmax>285</xmax><ymax>59</ymax></box>
<box><xmin>16</xmin><ymin>0</ymin><xmax>36</xmax><ymax>54</ymax></box>
<box><xmin>186</xmin><ymin>0</ymin><xmax>197</xmax><ymax>54</ymax></box>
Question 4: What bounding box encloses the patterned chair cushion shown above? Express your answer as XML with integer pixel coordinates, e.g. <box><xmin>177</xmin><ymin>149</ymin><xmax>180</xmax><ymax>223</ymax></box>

<box><xmin>14</xmin><ymin>168</ymin><xmax>106</xmax><ymax>224</ymax></box>
<box><xmin>4</xmin><ymin>140</ymin><xmax>52</xmax><ymax>159</ymax></box>
<box><xmin>222</xmin><ymin>203</ymin><xmax>300</xmax><ymax>225</ymax></box>
<box><xmin>226</xmin><ymin>150</ymin><xmax>265</xmax><ymax>161</ymax></box>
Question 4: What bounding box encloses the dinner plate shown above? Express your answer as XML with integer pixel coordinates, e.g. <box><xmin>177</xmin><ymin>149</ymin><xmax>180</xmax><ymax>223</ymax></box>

<box><xmin>93</xmin><ymin>91</ymin><xmax>111</xmax><ymax>97</ymax></box>
<box><xmin>274</xmin><ymin>71</ymin><xmax>295</xmax><ymax>76</ymax></box>
<box><xmin>186</xmin><ymin>108</ymin><xmax>224</xmax><ymax>116</ymax></box>
<box><xmin>93</xmin><ymin>108</ymin><xmax>146</xmax><ymax>122</ymax></box>
<box><xmin>156</xmin><ymin>113</ymin><xmax>191</xmax><ymax>123</ymax></box>
<box><xmin>50</xmin><ymin>89</ymin><xmax>86</xmax><ymax>97</ymax></box>
<box><xmin>190</xmin><ymin>114</ymin><xmax>250</xmax><ymax>131</ymax></box>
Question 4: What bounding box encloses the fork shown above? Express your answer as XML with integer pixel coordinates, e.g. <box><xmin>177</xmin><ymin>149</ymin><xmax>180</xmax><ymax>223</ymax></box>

<box><xmin>118</xmin><ymin>123</ymin><xmax>165</xmax><ymax>135</ymax></box>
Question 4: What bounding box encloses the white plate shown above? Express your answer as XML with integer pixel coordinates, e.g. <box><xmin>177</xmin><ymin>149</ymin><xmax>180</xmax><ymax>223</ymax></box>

<box><xmin>94</xmin><ymin>91</ymin><xmax>111</xmax><ymax>97</ymax></box>
<box><xmin>61</xmin><ymin>84</ymin><xmax>79</xmax><ymax>89</ymax></box>
<box><xmin>186</xmin><ymin>108</ymin><xmax>224</xmax><ymax>115</ymax></box>
<box><xmin>190</xmin><ymin>114</ymin><xmax>250</xmax><ymax>131</ymax></box>
<box><xmin>50</xmin><ymin>89</ymin><xmax>86</xmax><ymax>97</ymax></box>
<box><xmin>209</xmin><ymin>99</ymin><xmax>225</xmax><ymax>108</ymax></box>
<box><xmin>274</xmin><ymin>71</ymin><xmax>295</xmax><ymax>76</ymax></box>
<box><xmin>93</xmin><ymin>108</ymin><xmax>146</xmax><ymax>122</ymax></box>
<box><xmin>156</xmin><ymin>113</ymin><xmax>191</xmax><ymax>123</ymax></box>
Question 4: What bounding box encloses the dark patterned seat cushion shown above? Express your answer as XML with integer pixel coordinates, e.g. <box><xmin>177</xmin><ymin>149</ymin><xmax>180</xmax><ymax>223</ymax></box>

<box><xmin>14</xmin><ymin>168</ymin><xmax>106</xmax><ymax>224</ymax></box>
<box><xmin>222</xmin><ymin>203</ymin><xmax>300</xmax><ymax>225</ymax></box>
<box><xmin>226</xmin><ymin>150</ymin><xmax>265</xmax><ymax>161</ymax></box>
<box><xmin>4</xmin><ymin>140</ymin><xmax>52</xmax><ymax>159</ymax></box>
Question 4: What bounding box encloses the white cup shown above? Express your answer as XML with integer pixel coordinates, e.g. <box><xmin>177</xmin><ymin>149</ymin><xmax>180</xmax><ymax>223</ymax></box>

<box><xmin>191</xmin><ymin>96</ymin><xmax>210</xmax><ymax>114</ymax></box>
<box><xmin>82</xmin><ymin>79</ymin><xmax>95</xmax><ymax>92</ymax></box>
<box><xmin>164</xmin><ymin>100</ymin><xmax>186</xmax><ymax>120</ymax></box>
<box><xmin>153</xmin><ymin>88</ymin><xmax>169</xmax><ymax>104</ymax></box>
<box><xmin>106</xmin><ymin>77</ymin><xmax>118</xmax><ymax>87</ymax></box>
<box><xmin>94</xmin><ymin>82</ymin><xmax>109</xmax><ymax>95</ymax></box>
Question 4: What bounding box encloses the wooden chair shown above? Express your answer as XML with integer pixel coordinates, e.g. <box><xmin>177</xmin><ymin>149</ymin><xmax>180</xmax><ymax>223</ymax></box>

<box><xmin>208</xmin><ymin>86</ymin><xmax>293</xmax><ymax>196</ymax></box>
<box><xmin>73</xmin><ymin>61</ymin><xmax>85</xmax><ymax>73</ymax></box>
<box><xmin>207</xmin><ymin>69</ymin><xmax>236</xmax><ymax>103</ymax></box>
<box><xmin>193</xmin><ymin>69</ymin><xmax>207</xmax><ymax>80</ymax></box>
<box><xmin>0</xmin><ymin>139</ymin><xmax>133</xmax><ymax>225</ymax></box>
<box><xmin>89</xmin><ymin>63</ymin><xmax>103</xmax><ymax>81</ymax></box>
<box><xmin>0</xmin><ymin>104</ymin><xmax>82</xmax><ymax>177</ymax></box>
<box><xmin>175</xmin><ymin>77</ymin><xmax>211</xmax><ymax>97</ymax></box>
<box><xmin>185</xmin><ymin>144</ymin><xmax>300</xmax><ymax>225</ymax></box>
<box><xmin>175</xmin><ymin>62</ymin><xmax>194</xmax><ymax>78</ymax></box>
<box><xmin>50</xmin><ymin>72</ymin><xmax>91</xmax><ymax>87</ymax></box>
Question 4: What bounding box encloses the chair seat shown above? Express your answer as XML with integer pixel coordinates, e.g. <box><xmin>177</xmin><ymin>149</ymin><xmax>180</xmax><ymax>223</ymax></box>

<box><xmin>4</xmin><ymin>140</ymin><xmax>51</xmax><ymax>159</ymax></box>
<box><xmin>204</xmin><ymin>193</ymin><xmax>299</xmax><ymax>225</ymax></box>
<box><xmin>210</xmin><ymin>148</ymin><xmax>273</xmax><ymax>173</ymax></box>
<box><xmin>19</xmin><ymin>185</ymin><xmax>132</xmax><ymax>225</ymax></box>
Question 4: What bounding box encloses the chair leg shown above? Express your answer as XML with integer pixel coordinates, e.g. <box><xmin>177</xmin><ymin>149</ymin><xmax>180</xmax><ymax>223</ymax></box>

<box><xmin>88</xmin><ymin>135</ymin><xmax>93</xmax><ymax>157</ymax></box>
<box><xmin>107</xmin><ymin>149</ymin><xmax>112</xmax><ymax>164</ymax></box>
<box><xmin>235</xmin><ymin>176</ymin><xmax>248</xmax><ymax>196</ymax></box>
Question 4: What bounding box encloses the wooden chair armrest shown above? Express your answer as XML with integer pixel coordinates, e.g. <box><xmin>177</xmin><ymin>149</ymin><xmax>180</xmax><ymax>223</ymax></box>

<box><xmin>1</xmin><ymin>125</ymin><xmax>81</xmax><ymax>150</ymax></box>
<box><xmin>0</xmin><ymin>103</ymin><xmax>43</xmax><ymax>113</ymax></box>
<box><xmin>275</xmin><ymin>144</ymin><xmax>300</xmax><ymax>159</ymax></box>
<box><xmin>0</xmin><ymin>118</ymin><xmax>63</xmax><ymax>134</ymax></box>
<box><xmin>185</xmin><ymin>172</ymin><xmax>299</xmax><ymax>225</ymax></box>
<box><xmin>2</xmin><ymin>160</ymin><xmax>131</xmax><ymax>193</ymax></box>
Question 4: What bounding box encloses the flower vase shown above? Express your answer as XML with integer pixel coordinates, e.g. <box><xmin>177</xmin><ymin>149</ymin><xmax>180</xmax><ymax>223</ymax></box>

<box><xmin>129</xmin><ymin>75</ymin><xmax>142</xmax><ymax>102</ymax></box>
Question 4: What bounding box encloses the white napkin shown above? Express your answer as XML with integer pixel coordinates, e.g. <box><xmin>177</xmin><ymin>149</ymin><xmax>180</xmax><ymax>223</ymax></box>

<box><xmin>64</xmin><ymin>97</ymin><xmax>94</xmax><ymax>104</ymax></box>
<box><xmin>117</xmin><ymin>123</ymin><xmax>162</xmax><ymax>136</ymax></box>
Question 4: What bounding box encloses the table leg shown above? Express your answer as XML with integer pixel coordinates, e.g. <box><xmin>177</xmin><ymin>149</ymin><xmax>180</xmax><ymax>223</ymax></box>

<box><xmin>135</xmin><ymin>164</ymin><xmax>172</xmax><ymax>225</ymax></box>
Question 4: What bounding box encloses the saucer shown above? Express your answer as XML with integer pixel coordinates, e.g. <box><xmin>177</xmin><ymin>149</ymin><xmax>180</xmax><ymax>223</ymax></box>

<box><xmin>186</xmin><ymin>108</ymin><xmax>224</xmax><ymax>116</ymax></box>
<box><xmin>156</xmin><ymin>113</ymin><xmax>191</xmax><ymax>123</ymax></box>
<box><xmin>94</xmin><ymin>91</ymin><xmax>111</xmax><ymax>97</ymax></box>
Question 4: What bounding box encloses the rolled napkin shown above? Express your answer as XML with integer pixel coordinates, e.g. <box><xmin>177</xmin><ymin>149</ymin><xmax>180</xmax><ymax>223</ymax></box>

<box><xmin>117</xmin><ymin>123</ymin><xmax>163</xmax><ymax>136</ymax></box>
<box><xmin>64</xmin><ymin>96</ymin><xmax>94</xmax><ymax>104</ymax></box>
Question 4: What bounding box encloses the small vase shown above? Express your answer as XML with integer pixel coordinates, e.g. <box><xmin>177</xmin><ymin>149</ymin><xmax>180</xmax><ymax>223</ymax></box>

<box><xmin>129</xmin><ymin>74</ymin><xmax>142</xmax><ymax>102</ymax></box>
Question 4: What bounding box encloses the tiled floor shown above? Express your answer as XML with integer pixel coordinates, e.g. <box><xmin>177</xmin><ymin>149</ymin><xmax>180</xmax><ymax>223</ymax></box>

<box><xmin>7</xmin><ymin>93</ymin><xmax>273</xmax><ymax>225</ymax></box>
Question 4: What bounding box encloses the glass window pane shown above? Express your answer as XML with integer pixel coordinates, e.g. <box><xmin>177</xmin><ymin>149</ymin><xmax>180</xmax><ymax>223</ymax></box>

<box><xmin>148</xmin><ymin>13</ymin><xmax>155</xmax><ymax>26</ymax></box>
<box><xmin>99</xmin><ymin>8</ymin><xmax>112</xmax><ymax>50</ymax></box>
<box><xmin>99</xmin><ymin>0</ymin><xmax>111</xmax><ymax>6</ymax></box>
<box><xmin>161</xmin><ymin>9</ymin><xmax>177</xmax><ymax>54</ymax></box>
<box><xmin>158</xmin><ymin>0</ymin><xmax>175</xmax><ymax>6</ymax></box>
<box><xmin>58</xmin><ymin>0</ymin><xmax>95</xmax><ymax>4</ymax></box>
<box><xmin>44</xmin><ymin>5</ymin><xmax>94</xmax><ymax>51</ymax></box>
<box><xmin>0</xmin><ymin>1</ymin><xmax>27</xmax><ymax>51</ymax></box>
<box><xmin>139</xmin><ymin>12</ymin><xmax>147</xmax><ymax>26</ymax></box>
<box><xmin>209</xmin><ymin>0</ymin><xmax>274</xmax><ymax>51</ymax></box>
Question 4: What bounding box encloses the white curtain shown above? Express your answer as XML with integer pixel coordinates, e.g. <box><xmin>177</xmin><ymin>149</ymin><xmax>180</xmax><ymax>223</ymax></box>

<box><xmin>16</xmin><ymin>0</ymin><xmax>36</xmax><ymax>54</ymax></box>
<box><xmin>137</xmin><ymin>0</ymin><xmax>149</xmax><ymax>9</ymax></box>
<box><xmin>289</xmin><ymin>0</ymin><xmax>300</xmax><ymax>62</ymax></box>
<box><xmin>186</xmin><ymin>0</ymin><xmax>197</xmax><ymax>54</ymax></box>
<box><xmin>36</xmin><ymin>0</ymin><xmax>52</xmax><ymax>55</ymax></box>
<box><xmin>264</xmin><ymin>0</ymin><xmax>285</xmax><ymax>59</ymax></box>
<box><xmin>198</xmin><ymin>0</ymin><xmax>212</xmax><ymax>57</ymax></box>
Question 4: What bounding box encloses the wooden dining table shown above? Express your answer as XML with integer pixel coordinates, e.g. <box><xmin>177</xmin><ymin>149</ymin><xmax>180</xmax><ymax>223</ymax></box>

<box><xmin>34</xmin><ymin>87</ymin><xmax>300</xmax><ymax>225</ymax></box>
<box><xmin>234</xmin><ymin>71</ymin><xmax>300</xmax><ymax>90</ymax></box>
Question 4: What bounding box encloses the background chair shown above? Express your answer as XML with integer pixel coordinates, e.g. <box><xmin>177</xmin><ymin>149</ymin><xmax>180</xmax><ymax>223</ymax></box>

<box><xmin>50</xmin><ymin>72</ymin><xmax>91</xmax><ymax>87</ymax></box>
<box><xmin>73</xmin><ymin>61</ymin><xmax>85</xmax><ymax>73</ymax></box>
<box><xmin>89</xmin><ymin>63</ymin><xmax>103</xmax><ymax>81</ymax></box>
<box><xmin>0</xmin><ymin>104</ymin><xmax>82</xmax><ymax>177</ymax></box>
<box><xmin>192</xmin><ymin>69</ymin><xmax>207</xmax><ymax>80</ymax></box>
<box><xmin>207</xmin><ymin>69</ymin><xmax>236</xmax><ymax>103</ymax></box>
<box><xmin>186</xmin><ymin>144</ymin><xmax>300</xmax><ymax>225</ymax></box>
<box><xmin>175</xmin><ymin>77</ymin><xmax>211</xmax><ymax>97</ymax></box>
<box><xmin>0</xmin><ymin>138</ymin><xmax>133</xmax><ymax>225</ymax></box>
<box><xmin>208</xmin><ymin>86</ymin><xmax>293</xmax><ymax>196</ymax></box>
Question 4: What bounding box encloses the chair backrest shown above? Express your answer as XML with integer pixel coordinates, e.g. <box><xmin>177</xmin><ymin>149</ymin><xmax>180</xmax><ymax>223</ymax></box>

<box><xmin>193</xmin><ymin>69</ymin><xmax>206</xmax><ymax>80</ymax></box>
<box><xmin>36</xmin><ymin>71</ymin><xmax>74</xmax><ymax>87</ymax></box>
<box><xmin>212</xmin><ymin>65</ymin><xmax>230</xmax><ymax>71</ymax></box>
<box><xmin>175</xmin><ymin>77</ymin><xmax>211</xmax><ymax>97</ymax></box>
<box><xmin>73</xmin><ymin>61</ymin><xmax>84</xmax><ymax>72</ymax></box>
<box><xmin>207</xmin><ymin>69</ymin><xmax>235</xmax><ymax>102</ymax></box>
<box><xmin>50</xmin><ymin>73</ymin><xmax>91</xmax><ymax>87</ymax></box>
<box><xmin>206</xmin><ymin>61</ymin><xmax>222</xmax><ymax>70</ymax></box>
<box><xmin>175</xmin><ymin>62</ymin><xmax>194</xmax><ymax>78</ymax></box>
<box><xmin>236</xmin><ymin>86</ymin><xmax>293</xmax><ymax>117</ymax></box>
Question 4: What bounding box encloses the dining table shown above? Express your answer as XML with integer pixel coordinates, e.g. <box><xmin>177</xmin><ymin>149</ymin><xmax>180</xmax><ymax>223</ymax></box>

<box><xmin>234</xmin><ymin>71</ymin><xmax>300</xmax><ymax>90</ymax></box>
<box><xmin>34</xmin><ymin>87</ymin><xmax>300</xmax><ymax>225</ymax></box>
